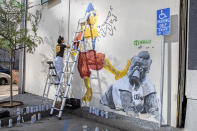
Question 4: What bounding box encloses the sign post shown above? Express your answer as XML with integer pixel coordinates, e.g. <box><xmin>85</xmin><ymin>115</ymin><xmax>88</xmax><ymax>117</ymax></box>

<box><xmin>156</xmin><ymin>8</ymin><xmax>170</xmax><ymax>127</ymax></box>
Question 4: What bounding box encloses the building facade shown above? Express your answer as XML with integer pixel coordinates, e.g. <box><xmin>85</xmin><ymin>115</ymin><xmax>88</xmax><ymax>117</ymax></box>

<box><xmin>24</xmin><ymin>0</ymin><xmax>196</xmax><ymax>130</ymax></box>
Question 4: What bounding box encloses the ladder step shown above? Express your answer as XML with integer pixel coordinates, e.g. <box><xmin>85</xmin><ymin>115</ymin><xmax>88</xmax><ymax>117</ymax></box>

<box><xmin>90</xmin><ymin>77</ymin><xmax>98</xmax><ymax>79</ymax></box>
<box><xmin>47</xmin><ymin>61</ymin><xmax>53</xmax><ymax>64</ymax></box>
<box><xmin>53</xmin><ymin>108</ymin><xmax>61</xmax><ymax>111</ymax></box>
<box><xmin>73</xmin><ymin>40</ymin><xmax>81</xmax><ymax>43</ymax></box>
<box><xmin>64</xmin><ymin>72</ymin><xmax>74</xmax><ymax>74</ymax></box>
<box><xmin>52</xmin><ymin>75</ymin><xmax>57</xmax><ymax>77</ymax></box>
<box><xmin>66</xmin><ymin>61</ymin><xmax>76</xmax><ymax>63</ymax></box>
<box><xmin>49</xmin><ymin>67</ymin><xmax>56</xmax><ymax>69</ymax></box>
<box><xmin>76</xmin><ymin>30</ymin><xmax>83</xmax><ymax>33</ymax></box>
<box><xmin>70</xmin><ymin>50</ymin><xmax>80</xmax><ymax>53</ymax></box>
<box><xmin>54</xmin><ymin>83</ymin><xmax>60</xmax><ymax>85</ymax></box>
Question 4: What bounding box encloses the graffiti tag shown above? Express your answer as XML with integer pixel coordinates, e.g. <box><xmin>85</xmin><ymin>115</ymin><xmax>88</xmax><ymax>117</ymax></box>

<box><xmin>133</xmin><ymin>40</ymin><xmax>154</xmax><ymax>49</ymax></box>
<box><xmin>97</xmin><ymin>5</ymin><xmax>118</xmax><ymax>41</ymax></box>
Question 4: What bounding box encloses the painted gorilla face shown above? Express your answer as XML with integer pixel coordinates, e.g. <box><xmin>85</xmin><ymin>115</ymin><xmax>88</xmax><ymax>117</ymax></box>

<box><xmin>128</xmin><ymin>51</ymin><xmax>152</xmax><ymax>90</ymax></box>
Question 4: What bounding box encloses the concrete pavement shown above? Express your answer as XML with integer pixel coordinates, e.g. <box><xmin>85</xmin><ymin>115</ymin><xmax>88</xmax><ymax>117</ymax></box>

<box><xmin>0</xmin><ymin>114</ymin><xmax>120</xmax><ymax>131</ymax></box>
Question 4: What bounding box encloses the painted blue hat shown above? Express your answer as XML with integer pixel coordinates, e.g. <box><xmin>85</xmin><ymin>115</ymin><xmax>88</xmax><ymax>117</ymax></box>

<box><xmin>86</xmin><ymin>3</ymin><xmax>94</xmax><ymax>13</ymax></box>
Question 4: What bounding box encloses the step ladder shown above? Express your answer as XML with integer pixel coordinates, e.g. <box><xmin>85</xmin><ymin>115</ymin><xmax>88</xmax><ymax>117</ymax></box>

<box><xmin>43</xmin><ymin>61</ymin><xmax>64</xmax><ymax>101</ymax></box>
<box><xmin>50</xmin><ymin>19</ymin><xmax>88</xmax><ymax>119</ymax></box>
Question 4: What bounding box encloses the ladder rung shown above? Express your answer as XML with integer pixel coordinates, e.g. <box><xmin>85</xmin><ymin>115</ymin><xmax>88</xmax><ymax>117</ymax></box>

<box><xmin>76</xmin><ymin>30</ymin><xmax>83</xmax><ymax>33</ymax></box>
<box><xmin>70</xmin><ymin>50</ymin><xmax>79</xmax><ymax>53</ymax></box>
<box><xmin>49</xmin><ymin>67</ymin><xmax>55</xmax><ymax>69</ymax></box>
<box><xmin>90</xmin><ymin>77</ymin><xmax>98</xmax><ymax>79</ymax></box>
<box><xmin>52</xmin><ymin>75</ymin><xmax>57</xmax><ymax>77</ymax></box>
<box><xmin>64</xmin><ymin>72</ymin><xmax>74</xmax><ymax>74</ymax></box>
<box><xmin>73</xmin><ymin>40</ymin><xmax>81</xmax><ymax>43</ymax></box>
<box><xmin>67</xmin><ymin>61</ymin><xmax>76</xmax><ymax>63</ymax></box>
<box><xmin>54</xmin><ymin>83</ymin><xmax>60</xmax><ymax>85</ymax></box>
<box><xmin>53</xmin><ymin>108</ymin><xmax>61</xmax><ymax>111</ymax></box>
<box><xmin>47</xmin><ymin>61</ymin><xmax>53</xmax><ymax>64</ymax></box>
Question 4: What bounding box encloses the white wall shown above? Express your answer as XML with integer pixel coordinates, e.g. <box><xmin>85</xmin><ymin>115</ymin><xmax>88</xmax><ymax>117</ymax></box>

<box><xmin>26</xmin><ymin>0</ymin><xmax>180</xmax><ymax>127</ymax></box>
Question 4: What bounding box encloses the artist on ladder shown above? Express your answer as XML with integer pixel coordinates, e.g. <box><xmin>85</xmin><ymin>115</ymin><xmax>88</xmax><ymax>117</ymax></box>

<box><xmin>55</xmin><ymin>36</ymin><xmax>70</xmax><ymax>83</ymax></box>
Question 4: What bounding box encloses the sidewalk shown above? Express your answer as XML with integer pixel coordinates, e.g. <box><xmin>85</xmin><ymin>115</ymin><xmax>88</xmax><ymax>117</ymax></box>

<box><xmin>0</xmin><ymin>93</ymin><xmax>182</xmax><ymax>131</ymax></box>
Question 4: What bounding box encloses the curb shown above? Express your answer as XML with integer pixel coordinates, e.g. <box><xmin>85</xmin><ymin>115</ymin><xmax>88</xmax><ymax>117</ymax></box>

<box><xmin>0</xmin><ymin>104</ymin><xmax>57</xmax><ymax>128</ymax></box>
<box><xmin>64</xmin><ymin>107</ymin><xmax>182</xmax><ymax>131</ymax></box>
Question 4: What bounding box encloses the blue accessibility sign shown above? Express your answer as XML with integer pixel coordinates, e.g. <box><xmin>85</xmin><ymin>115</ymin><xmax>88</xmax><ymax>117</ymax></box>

<box><xmin>157</xmin><ymin>8</ymin><xmax>170</xmax><ymax>36</ymax></box>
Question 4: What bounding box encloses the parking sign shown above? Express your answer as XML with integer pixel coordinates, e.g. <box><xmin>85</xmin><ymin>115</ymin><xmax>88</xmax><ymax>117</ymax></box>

<box><xmin>157</xmin><ymin>8</ymin><xmax>170</xmax><ymax>36</ymax></box>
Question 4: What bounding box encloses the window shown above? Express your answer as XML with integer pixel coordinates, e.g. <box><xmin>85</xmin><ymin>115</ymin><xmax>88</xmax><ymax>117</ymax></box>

<box><xmin>41</xmin><ymin>0</ymin><xmax>49</xmax><ymax>5</ymax></box>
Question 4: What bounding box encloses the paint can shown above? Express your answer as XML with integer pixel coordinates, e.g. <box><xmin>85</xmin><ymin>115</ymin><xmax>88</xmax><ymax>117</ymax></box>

<box><xmin>31</xmin><ymin>114</ymin><xmax>36</xmax><ymax>124</ymax></box>
<box><xmin>105</xmin><ymin>112</ymin><xmax>109</xmax><ymax>119</ymax></box>
<box><xmin>94</xmin><ymin>108</ymin><xmax>97</xmax><ymax>115</ymax></box>
<box><xmin>22</xmin><ymin>116</ymin><xmax>24</xmax><ymax>123</ymax></box>
<box><xmin>92</xmin><ymin>107</ymin><xmax>95</xmax><ymax>114</ymax></box>
<box><xmin>38</xmin><ymin>105</ymin><xmax>42</xmax><ymax>112</ymax></box>
<box><xmin>37</xmin><ymin>113</ymin><xmax>41</xmax><ymax>120</ymax></box>
<box><xmin>89</xmin><ymin>107</ymin><xmax>92</xmax><ymax>114</ymax></box>
<box><xmin>35</xmin><ymin>106</ymin><xmax>39</xmax><ymax>112</ymax></box>
<box><xmin>8</xmin><ymin>119</ymin><xmax>12</xmax><ymax>128</ymax></box>
<box><xmin>30</xmin><ymin>106</ymin><xmax>34</xmax><ymax>113</ymax></box>
<box><xmin>82</xmin><ymin>125</ymin><xmax>88</xmax><ymax>131</ymax></box>
<box><xmin>96</xmin><ymin>109</ymin><xmax>100</xmax><ymax>116</ymax></box>
<box><xmin>95</xmin><ymin>127</ymin><xmax>99</xmax><ymax>131</ymax></box>
<box><xmin>16</xmin><ymin>115</ymin><xmax>21</xmax><ymax>126</ymax></box>
<box><xmin>46</xmin><ymin>104</ymin><xmax>49</xmax><ymax>111</ymax></box>
<box><xmin>16</xmin><ymin>108</ymin><xmax>20</xmax><ymax>116</ymax></box>
<box><xmin>101</xmin><ymin>110</ymin><xmax>105</xmax><ymax>117</ymax></box>
<box><xmin>26</xmin><ymin>106</ymin><xmax>30</xmax><ymax>114</ymax></box>
<box><xmin>41</xmin><ymin>104</ymin><xmax>45</xmax><ymax>111</ymax></box>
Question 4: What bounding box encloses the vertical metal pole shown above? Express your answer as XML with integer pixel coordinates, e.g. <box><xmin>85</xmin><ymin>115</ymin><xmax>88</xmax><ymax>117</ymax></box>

<box><xmin>159</xmin><ymin>36</ymin><xmax>165</xmax><ymax>127</ymax></box>
<box><xmin>19</xmin><ymin>0</ymin><xmax>27</xmax><ymax>94</ymax></box>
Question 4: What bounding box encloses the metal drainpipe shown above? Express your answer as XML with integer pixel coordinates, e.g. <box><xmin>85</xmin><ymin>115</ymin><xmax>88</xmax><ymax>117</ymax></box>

<box><xmin>18</xmin><ymin>0</ymin><xmax>27</xmax><ymax>94</ymax></box>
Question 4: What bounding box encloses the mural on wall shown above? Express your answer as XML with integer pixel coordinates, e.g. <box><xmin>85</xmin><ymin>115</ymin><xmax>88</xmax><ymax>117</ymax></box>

<box><xmin>101</xmin><ymin>51</ymin><xmax>160</xmax><ymax>120</ymax></box>
<box><xmin>72</xmin><ymin>3</ymin><xmax>160</xmax><ymax>120</ymax></box>
<box><xmin>97</xmin><ymin>5</ymin><xmax>118</xmax><ymax>41</ymax></box>
<box><xmin>73</xmin><ymin>3</ymin><xmax>130</xmax><ymax>102</ymax></box>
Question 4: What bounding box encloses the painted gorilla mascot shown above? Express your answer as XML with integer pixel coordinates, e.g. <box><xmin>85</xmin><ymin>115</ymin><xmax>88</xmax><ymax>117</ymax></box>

<box><xmin>100</xmin><ymin>51</ymin><xmax>160</xmax><ymax>118</ymax></box>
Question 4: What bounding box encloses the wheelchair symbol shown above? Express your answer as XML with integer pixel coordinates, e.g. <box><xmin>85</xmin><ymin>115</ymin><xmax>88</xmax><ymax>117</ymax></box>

<box><xmin>159</xmin><ymin>10</ymin><xmax>167</xmax><ymax>20</ymax></box>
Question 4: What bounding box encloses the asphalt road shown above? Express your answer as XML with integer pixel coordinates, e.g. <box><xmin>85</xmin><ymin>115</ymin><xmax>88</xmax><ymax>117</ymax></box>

<box><xmin>0</xmin><ymin>114</ymin><xmax>120</xmax><ymax>131</ymax></box>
